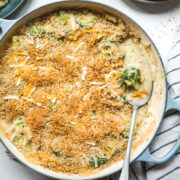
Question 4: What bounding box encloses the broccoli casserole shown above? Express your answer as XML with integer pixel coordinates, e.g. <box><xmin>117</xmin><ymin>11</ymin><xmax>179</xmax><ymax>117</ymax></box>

<box><xmin>0</xmin><ymin>9</ymin><xmax>163</xmax><ymax>175</ymax></box>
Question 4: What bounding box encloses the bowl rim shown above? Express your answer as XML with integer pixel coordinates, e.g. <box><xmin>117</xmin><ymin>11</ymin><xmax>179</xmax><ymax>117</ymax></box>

<box><xmin>0</xmin><ymin>0</ymin><xmax>24</xmax><ymax>18</ymax></box>
<box><xmin>0</xmin><ymin>0</ymin><xmax>167</xmax><ymax>179</ymax></box>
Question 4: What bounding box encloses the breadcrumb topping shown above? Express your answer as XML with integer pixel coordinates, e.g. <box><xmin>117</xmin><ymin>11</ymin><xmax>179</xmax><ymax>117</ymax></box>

<box><xmin>0</xmin><ymin>9</ymin><xmax>153</xmax><ymax>175</ymax></box>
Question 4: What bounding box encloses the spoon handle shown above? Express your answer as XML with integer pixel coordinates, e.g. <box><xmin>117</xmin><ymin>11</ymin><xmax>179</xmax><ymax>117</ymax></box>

<box><xmin>119</xmin><ymin>105</ymin><xmax>138</xmax><ymax>180</ymax></box>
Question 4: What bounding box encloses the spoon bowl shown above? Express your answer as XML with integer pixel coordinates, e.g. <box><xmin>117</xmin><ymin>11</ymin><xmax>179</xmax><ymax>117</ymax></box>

<box><xmin>128</xmin><ymin>82</ymin><xmax>153</xmax><ymax>107</ymax></box>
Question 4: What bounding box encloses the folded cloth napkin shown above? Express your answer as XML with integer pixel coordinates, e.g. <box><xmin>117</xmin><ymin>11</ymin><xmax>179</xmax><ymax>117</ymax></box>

<box><xmin>107</xmin><ymin>28</ymin><xmax>180</xmax><ymax>180</ymax></box>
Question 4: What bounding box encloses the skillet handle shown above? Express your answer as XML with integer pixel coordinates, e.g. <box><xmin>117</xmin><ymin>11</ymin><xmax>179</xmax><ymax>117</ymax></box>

<box><xmin>136</xmin><ymin>92</ymin><xmax>180</xmax><ymax>164</ymax></box>
<box><xmin>0</xmin><ymin>19</ymin><xmax>17</xmax><ymax>41</ymax></box>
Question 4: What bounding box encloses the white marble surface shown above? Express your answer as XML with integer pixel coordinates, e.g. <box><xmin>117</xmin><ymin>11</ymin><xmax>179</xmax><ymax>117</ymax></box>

<box><xmin>0</xmin><ymin>0</ymin><xmax>180</xmax><ymax>179</ymax></box>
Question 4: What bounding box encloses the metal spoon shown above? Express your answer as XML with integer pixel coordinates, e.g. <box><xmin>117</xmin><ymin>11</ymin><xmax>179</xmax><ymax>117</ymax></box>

<box><xmin>119</xmin><ymin>82</ymin><xmax>153</xmax><ymax>180</ymax></box>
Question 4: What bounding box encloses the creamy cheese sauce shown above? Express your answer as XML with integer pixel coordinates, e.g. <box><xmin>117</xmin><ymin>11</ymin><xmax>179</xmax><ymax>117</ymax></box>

<box><xmin>0</xmin><ymin>9</ymin><xmax>165</xmax><ymax>176</ymax></box>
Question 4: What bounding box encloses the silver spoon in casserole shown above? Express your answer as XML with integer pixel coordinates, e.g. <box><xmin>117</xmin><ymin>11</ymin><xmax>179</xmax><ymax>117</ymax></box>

<box><xmin>119</xmin><ymin>66</ymin><xmax>153</xmax><ymax>180</ymax></box>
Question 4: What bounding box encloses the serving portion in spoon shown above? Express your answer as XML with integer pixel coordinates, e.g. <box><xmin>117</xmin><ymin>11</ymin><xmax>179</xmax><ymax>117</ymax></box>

<box><xmin>118</xmin><ymin>59</ymin><xmax>153</xmax><ymax>180</ymax></box>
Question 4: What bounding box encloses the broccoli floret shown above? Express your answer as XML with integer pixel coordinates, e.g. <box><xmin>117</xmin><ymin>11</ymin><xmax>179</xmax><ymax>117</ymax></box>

<box><xmin>15</xmin><ymin>122</ymin><xmax>24</xmax><ymax>129</ymax></box>
<box><xmin>12</xmin><ymin>36</ymin><xmax>19</xmax><ymax>44</ymax></box>
<box><xmin>30</xmin><ymin>26</ymin><xmax>37</xmax><ymax>36</ymax></box>
<box><xmin>30</xmin><ymin>26</ymin><xmax>46</xmax><ymax>36</ymax></box>
<box><xmin>11</xmin><ymin>36</ymin><xmax>20</xmax><ymax>50</ymax></box>
<box><xmin>122</xmin><ymin>67</ymin><xmax>142</xmax><ymax>89</ymax></box>
<box><xmin>50</xmin><ymin>103</ymin><xmax>56</xmax><ymax>110</ymax></box>
<box><xmin>98</xmin><ymin>156</ymin><xmax>108</xmax><ymax>165</ymax></box>
<box><xmin>89</xmin><ymin>154</ymin><xmax>109</xmax><ymax>168</ymax></box>
<box><xmin>49</xmin><ymin>145</ymin><xmax>61</xmax><ymax>157</ymax></box>
<box><xmin>13</xmin><ymin>133</ymin><xmax>24</xmax><ymax>143</ymax></box>
<box><xmin>89</xmin><ymin>156</ymin><xmax>98</xmax><ymax>168</ymax></box>
<box><xmin>121</xmin><ymin>94</ymin><xmax>127</xmax><ymax>103</ymax></box>
<box><xmin>51</xmin><ymin>34</ymin><xmax>58</xmax><ymax>41</ymax></box>
<box><xmin>57</xmin><ymin>11</ymin><xmax>68</xmax><ymax>25</ymax></box>
<box><xmin>121</xmin><ymin>130</ymin><xmax>129</xmax><ymax>138</ymax></box>
<box><xmin>52</xmin><ymin>150</ymin><xmax>61</xmax><ymax>157</ymax></box>
<box><xmin>75</xmin><ymin>15</ymin><xmax>97</xmax><ymax>29</ymax></box>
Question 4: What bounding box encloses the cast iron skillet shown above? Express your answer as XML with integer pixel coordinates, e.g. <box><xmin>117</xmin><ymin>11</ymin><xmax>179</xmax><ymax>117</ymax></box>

<box><xmin>0</xmin><ymin>1</ymin><xmax>180</xmax><ymax>179</ymax></box>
